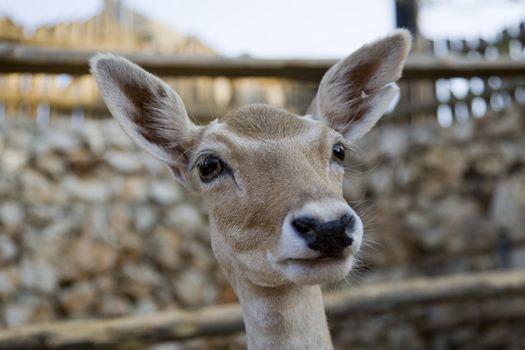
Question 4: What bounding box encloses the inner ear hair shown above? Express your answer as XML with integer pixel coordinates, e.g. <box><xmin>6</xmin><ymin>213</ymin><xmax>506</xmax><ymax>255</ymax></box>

<box><xmin>309</xmin><ymin>30</ymin><xmax>412</xmax><ymax>139</ymax></box>
<box><xmin>90</xmin><ymin>54</ymin><xmax>200</xmax><ymax>187</ymax></box>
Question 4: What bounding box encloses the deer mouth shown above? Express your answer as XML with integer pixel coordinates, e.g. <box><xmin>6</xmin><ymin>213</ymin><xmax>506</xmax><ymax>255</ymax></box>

<box><xmin>286</xmin><ymin>254</ymin><xmax>345</xmax><ymax>263</ymax></box>
<box><xmin>284</xmin><ymin>254</ymin><xmax>349</xmax><ymax>267</ymax></box>
<box><xmin>275</xmin><ymin>254</ymin><xmax>355</xmax><ymax>285</ymax></box>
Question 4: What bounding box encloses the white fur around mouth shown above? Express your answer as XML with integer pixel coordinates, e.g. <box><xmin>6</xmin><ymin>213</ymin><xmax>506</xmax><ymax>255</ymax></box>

<box><xmin>269</xmin><ymin>251</ymin><xmax>355</xmax><ymax>285</ymax></box>
<box><xmin>284</xmin><ymin>255</ymin><xmax>346</xmax><ymax>264</ymax></box>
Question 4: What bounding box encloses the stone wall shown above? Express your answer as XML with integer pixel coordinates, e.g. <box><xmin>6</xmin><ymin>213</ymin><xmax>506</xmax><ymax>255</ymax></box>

<box><xmin>0</xmin><ymin>118</ymin><xmax>233</xmax><ymax>328</ymax></box>
<box><xmin>0</xmin><ymin>106</ymin><xmax>524</xmax><ymax>349</ymax></box>
<box><xmin>347</xmin><ymin>106</ymin><xmax>525</xmax><ymax>285</ymax></box>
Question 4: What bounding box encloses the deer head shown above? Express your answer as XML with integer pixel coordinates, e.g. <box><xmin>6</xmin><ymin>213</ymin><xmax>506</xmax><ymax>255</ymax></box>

<box><xmin>90</xmin><ymin>30</ymin><xmax>411</xmax><ymax>292</ymax></box>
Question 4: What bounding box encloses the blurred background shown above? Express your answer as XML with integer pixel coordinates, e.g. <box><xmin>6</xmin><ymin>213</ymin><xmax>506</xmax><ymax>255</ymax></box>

<box><xmin>0</xmin><ymin>0</ymin><xmax>524</xmax><ymax>349</ymax></box>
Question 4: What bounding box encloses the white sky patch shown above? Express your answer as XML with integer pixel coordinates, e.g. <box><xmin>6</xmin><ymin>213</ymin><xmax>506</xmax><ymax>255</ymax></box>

<box><xmin>420</xmin><ymin>0</ymin><xmax>525</xmax><ymax>41</ymax></box>
<box><xmin>0</xmin><ymin>0</ymin><xmax>524</xmax><ymax>57</ymax></box>
<box><xmin>0</xmin><ymin>0</ymin><xmax>102</xmax><ymax>34</ymax></box>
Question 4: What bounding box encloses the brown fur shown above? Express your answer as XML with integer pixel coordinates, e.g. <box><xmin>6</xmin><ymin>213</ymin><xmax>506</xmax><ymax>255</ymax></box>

<box><xmin>221</xmin><ymin>104</ymin><xmax>311</xmax><ymax>139</ymax></box>
<box><xmin>205</xmin><ymin>105</ymin><xmax>341</xmax><ymax>250</ymax></box>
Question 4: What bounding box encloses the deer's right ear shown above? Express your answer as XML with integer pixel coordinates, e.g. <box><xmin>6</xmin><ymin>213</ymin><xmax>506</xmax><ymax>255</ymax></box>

<box><xmin>90</xmin><ymin>54</ymin><xmax>201</xmax><ymax>188</ymax></box>
<box><xmin>307</xmin><ymin>30</ymin><xmax>411</xmax><ymax>142</ymax></box>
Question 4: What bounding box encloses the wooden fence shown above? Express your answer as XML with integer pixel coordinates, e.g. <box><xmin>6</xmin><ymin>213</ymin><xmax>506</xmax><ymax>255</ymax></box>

<box><xmin>1</xmin><ymin>44</ymin><xmax>525</xmax><ymax>79</ymax></box>
<box><xmin>430</xmin><ymin>22</ymin><xmax>525</xmax><ymax>59</ymax></box>
<box><xmin>0</xmin><ymin>270</ymin><xmax>524</xmax><ymax>350</ymax></box>
<box><xmin>1</xmin><ymin>22</ymin><xmax>525</xmax><ymax>350</ymax></box>
<box><xmin>1</xmin><ymin>42</ymin><xmax>524</xmax><ymax>126</ymax></box>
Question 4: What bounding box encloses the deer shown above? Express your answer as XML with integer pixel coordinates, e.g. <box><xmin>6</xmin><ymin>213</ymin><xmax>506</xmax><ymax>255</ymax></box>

<box><xmin>90</xmin><ymin>29</ymin><xmax>411</xmax><ymax>350</ymax></box>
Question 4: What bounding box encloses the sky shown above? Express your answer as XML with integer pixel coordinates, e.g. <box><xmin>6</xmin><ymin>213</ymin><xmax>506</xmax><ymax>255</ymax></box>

<box><xmin>1</xmin><ymin>0</ymin><xmax>525</xmax><ymax>58</ymax></box>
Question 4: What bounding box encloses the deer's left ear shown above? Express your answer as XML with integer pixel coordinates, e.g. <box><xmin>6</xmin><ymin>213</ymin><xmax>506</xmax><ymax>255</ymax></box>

<box><xmin>307</xmin><ymin>30</ymin><xmax>412</xmax><ymax>142</ymax></box>
<box><xmin>90</xmin><ymin>54</ymin><xmax>201</xmax><ymax>189</ymax></box>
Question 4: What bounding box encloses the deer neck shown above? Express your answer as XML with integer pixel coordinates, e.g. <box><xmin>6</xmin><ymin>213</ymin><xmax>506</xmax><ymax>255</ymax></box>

<box><xmin>234</xmin><ymin>279</ymin><xmax>333</xmax><ymax>350</ymax></box>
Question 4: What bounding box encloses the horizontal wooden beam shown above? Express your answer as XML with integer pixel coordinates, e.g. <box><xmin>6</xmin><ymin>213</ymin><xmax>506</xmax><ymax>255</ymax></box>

<box><xmin>1</xmin><ymin>44</ymin><xmax>525</xmax><ymax>80</ymax></box>
<box><xmin>0</xmin><ymin>270</ymin><xmax>524</xmax><ymax>350</ymax></box>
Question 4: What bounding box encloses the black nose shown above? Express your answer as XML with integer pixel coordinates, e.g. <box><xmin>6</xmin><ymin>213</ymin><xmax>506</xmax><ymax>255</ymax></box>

<box><xmin>291</xmin><ymin>213</ymin><xmax>355</xmax><ymax>256</ymax></box>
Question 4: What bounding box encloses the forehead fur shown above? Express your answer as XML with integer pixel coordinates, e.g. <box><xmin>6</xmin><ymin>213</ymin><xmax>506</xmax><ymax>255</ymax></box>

<box><xmin>220</xmin><ymin>104</ymin><xmax>311</xmax><ymax>139</ymax></box>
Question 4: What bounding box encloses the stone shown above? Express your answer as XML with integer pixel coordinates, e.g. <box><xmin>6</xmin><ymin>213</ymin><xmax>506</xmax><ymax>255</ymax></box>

<box><xmin>27</xmin><ymin>205</ymin><xmax>62</xmax><ymax>226</ymax></box>
<box><xmin>97</xmin><ymin>294</ymin><xmax>132</xmax><ymax>317</ymax></box>
<box><xmin>510</xmin><ymin>247</ymin><xmax>525</xmax><ymax>268</ymax></box>
<box><xmin>67</xmin><ymin>238</ymin><xmax>118</xmax><ymax>277</ymax></box>
<box><xmin>164</xmin><ymin>204</ymin><xmax>204</xmax><ymax>236</ymax></box>
<box><xmin>497</xmin><ymin>141</ymin><xmax>525</xmax><ymax>165</ymax></box>
<box><xmin>62</xmin><ymin>176</ymin><xmax>113</xmax><ymax>203</ymax></box>
<box><xmin>67</xmin><ymin>148</ymin><xmax>102</xmax><ymax>174</ymax></box>
<box><xmin>0</xmin><ymin>201</ymin><xmax>24</xmax><ymax>230</ymax></box>
<box><xmin>368</xmin><ymin>166</ymin><xmax>394</xmax><ymax>195</ymax></box>
<box><xmin>3</xmin><ymin>125</ymin><xmax>32</xmax><ymax>150</ymax></box>
<box><xmin>0</xmin><ymin>148</ymin><xmax>28</xmax><ymax>173</ymax></box>
<box><xmin>0</xmin><ymin>268</ymin><xmax>20</xmax><ymax>297</ymax></box>
<box><xmin>93</xmin><ymin>275</ymin><xmax>115</xmax><ymax>294</ymax></box>
<box><xmin>20</xmin><ymin>169</ymin><xmax>56</xmax><ymax>204</ymax></box>
<box><xmin>107</xmin><ymin>204</ymin><xmax>132</xmax><ymax>233</ymax></box>
<box><xmin>355</xmin><ymin>135</ymin><xmax>382</xmax><ymax>166</ymax></box>
<box><xmin>19</xmin><ymin>259</ymin><xmax>57</xmax><ymax>293</ymax></box>
<box><xmin>143</xmin><ymin>156</ymin><xmax>166</xmax><ymax>176</ymax></box>
<box><xmin>490</xmin><ymin>172</ymin><xmax>525</xmax><ymax>239</ymax></box>
<box><xmin>342</xmin><ymin>174</ymin><xmax>367</xmax><ymax>201</ymax></box>
<box><xmin>423</xmin><ymin>146</ymin><xmax>466</xmax><ymax>183</ymax></box>
<box><xmin>135</xmin><ymin>297</ymin><xmax>159</xmax><ymax>315</ymax></box>
<box><xmin>83</xmin><ymin>121</ymin><xmax>106</xmax><ymax>155</ymax></box>
<box><xmin>150</xmin><ymin>181</ymin><xmax>182</xmax><ymax>205</ymax></box>
<box><xmin>445</xmin><ymin>217</ymin><xmax>497</xmax><ymax>253</ymax></box>
<box><xmin>35</xmin><ymin>151</ymin><xmax>66</xmax><ymax>177</ymax></box>
<box><xmin>3</xmin><ymin>293</ymin><xmax>55</xmax><ymax>327</ymax></box>
<box><xmin>36</xmin><ymin>127</ymin><xmax>80</xmax><ymax>154</ymax></box>
<box><xmin>481</xmin><ymin>108</ymin><xmax>523</xmax><ymax>138</ymax></box>
<box><xmin>0</xmin><ymin>235</ymin><xmax>18</xmax><ymax>262</ymax></box>
<box><xmin>84</xmin><ymin>206</ymin><xmax>109</xmax><ymax>239</ymax></box>
<box><xmin>448</xmin><ymin>120</ymin><xmax>475</xmax><ymax>142</ymax></box>
<box><xmin>4</xmin><ymin>300</ymin><xmax>34</xmax><ymax>327</ymax></box>
<box><xmin>120</xmin><ymin>177</ymin><xmax>149</xmax><ymax>202</ymax></box>
<box><xmin>147</xmin><ymin>229</ymin><xmax>181</xmax><ymax>269</ymax></box>
<box><xmin>0</xmin><ymin>176</ymin><xmax>16</xmax><ymax>201</ymax></box>
<box><xmin>58</xmin><ymin>282</ymin><xmax>96</xmax><ymax>316</ymax></box>
<box><xmin>410</xmin><ymin>125</ymin><xmax>436</xmax><ymax>147</ymax></box>
<box><xmin>134</xmin><ymin>206</ymin><xmax>158</xmax><ymax>231</ymax></box>
<box><xmin>414</xmin><ymin>225</ymin><xmax>448</xmax><ymax>251</ymax></box>
<box><xmin>467</xmin><ymin>143</ymin><xmax>507</xmax><ymax>176</ymax></box>
<box><xmin>172</xmin><ymin>268</ymin><xmax>218</xmax><ymax>307</ymax></box>
<box><xmin>102</xmin><ymin>120</ymin><xmax>134</xmax><ymax>148</ymax></box>
<box><xmin>21</xmin><ymin>226</ymin><xmax>67</xmax><ymax>262</ymax></box>
<box><xmin>120</xmin><ymin>263</ymin><xmax>162</xmax><ymax>298</ymax></box>
<box><xmin>379</xmin><ymin>127</ymin><xmax>409</xmax><ymax>158</ymax></box>
<box><xmin>394</xmin><ymin>162</ymin><xmax>421</xmax><ymax>188</ymax></box>
<box><xmin>41</xmin><ymin>218</ymin><xmax>78</xmax><ymax>241</ymax></box>
<box><xmin>104</xmin><ymin>151</ymin><xmax>144</xmax><ymax>173</ymax></box>
<box><xmin>473</xmin><ymin>155</ymin><xmax>506</xmax><ymax>176</ymax></box>
<box><xmin>411</xmin><ymin>197</ymin><xmax>488</xmax><ymax>253</ymax></box>
<box><xmin>368</xmin><ymin>203</ymin><xmax>414</xmax><ymax>266</ymax></box>
<box><xmin>181</xmin><ymin>240</ymin><xmax>215</xmax><ymax>270</ymax></box>
<box><xmin>432</xmin><ymin>196</ymin><xmax>480</xmax><ymax>222</ymax></box>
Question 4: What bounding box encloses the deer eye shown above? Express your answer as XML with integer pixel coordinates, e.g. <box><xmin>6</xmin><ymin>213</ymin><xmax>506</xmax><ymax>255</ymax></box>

<box><xmin>197</xmin><ymin>156</ymin><xmax>224</xmax><ymax>183</ymax></box>
<box><xmin>332</xmin><ymin>143</ymin><xmax>345</xmax><ymax>163</ymax></box>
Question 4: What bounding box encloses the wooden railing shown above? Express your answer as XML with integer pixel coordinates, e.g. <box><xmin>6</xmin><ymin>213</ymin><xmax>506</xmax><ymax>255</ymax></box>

<box><xmin>0</xmin><ymin>43</ymin><xmax>524</xmax><ymax>126</ymax></box>
<box><xmin>1</xmin><ymin>44</ymin><xmax>525</xmax><ymax>80</ymax></box>
<box><xmin>0</xmin><ymin>270</ymin><xmax>524</xmax><ymax>350</ymax></box>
